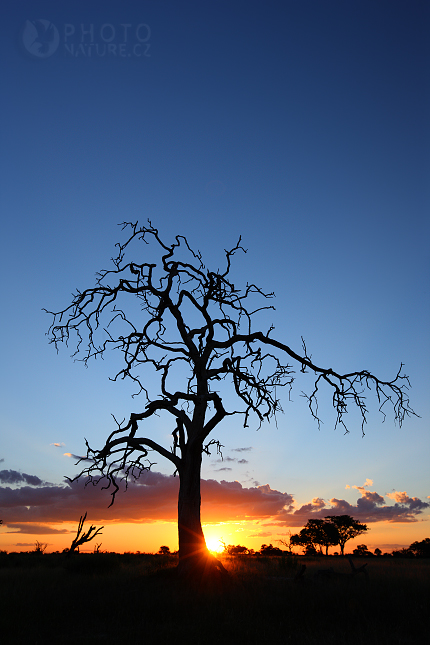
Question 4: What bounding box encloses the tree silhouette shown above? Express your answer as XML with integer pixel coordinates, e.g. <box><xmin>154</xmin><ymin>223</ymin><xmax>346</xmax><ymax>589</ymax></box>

<box><xmin>46</xmin><ymin>221</ymin><xmax>415</xmax><ymax>579</ymax></box>
<box><xmin>259</xmin><ymin>543</ymin><xmax>283</xmax><ymax>556</ymax></box>
<box><xmin>407</xmin><ymin>538</ymin><xmax>430</xmax><ymax>558</ymax></box>
<box><xmin>325</xmin><ymin>515</ymin><xmax>368</xmax><ymax>555</ymax></box>
<box><xmin>33</xmin><ymin>540</ymin><xmax>47</xmax><ymax>555</ymax></box>
<box><xmin>352</xmin><ymin>544</ymin><xmax>373</xmax><ymax>556</ymax></box>
<box><xmin>291</xmin><ymin>519</ymin><xmax>340</xmax><ymax>555</ymax></box>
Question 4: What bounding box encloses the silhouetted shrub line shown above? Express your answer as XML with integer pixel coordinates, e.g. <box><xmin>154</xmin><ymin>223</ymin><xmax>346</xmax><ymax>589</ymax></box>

<box><xmin>0</xmin><ymin>553</ymin><xmax>428</xmax><ymax>644</ymax></box>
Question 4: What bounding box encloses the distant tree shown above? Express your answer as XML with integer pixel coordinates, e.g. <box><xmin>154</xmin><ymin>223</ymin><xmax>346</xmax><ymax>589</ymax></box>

<box><xmin>407</xmin><ymin>538</ymin><xmax>430</xmax><ymax>558</ymax></box>
<box><xmin>290</xmin><ymin>528</ymin><xmax>314</xmax><ymax>554</ymax></box>
<box><xmin>260</xmin><ymin>543</ymin><xmax>283</xmax><ymax>556</ymax></box>
<box><xmin>325</xmin><ymin>515</ymin><xmax>368</xmax><ymax>556</ymax></box>
<box><xmin>46</xmin><ymin>221</ymin><xmax>415</xmax><ymax>580</ymax></box>
<box><xmin>278</xmin><ymin>531</ymin><xmax>294</xmax><ymax>553</ymax></box>
<box><xmin>303</xmin><ymin>543</ymin><xmax>318</xmax><ymax>556</ymax></box>
<box><xmin>352</xmin><ymin>544</ymin><xmax>373</xmax><ymax>557</ymax></box>
<box><xmin>374</xmin><ymin>548</ymin><xmax>382</xmax><ymax>556</ymax></box>
<box><xmin>158</xmin><ymin>545</ymin><xmax>171</xmax><ymax>555</ymax></box>
<box><xmin>319</xmin><ymin>520</ymin><xmax>341</xmax><ymax>555</ymax></box>
<box><xmin>307</xmin><ymin>519</ymin><xmax>340</xmax><ymax>555</ymax></box>
<box><xmin>222</xmin><ymin>544</ymin><xmax>249</xmax><ymax>555</ymax></box>
<box><xmin>66</xmin><ymin>512</ymin><xmax>104</xmax><ymax>556</ymax></box>
<box><xmin>290</xmin><ymin>519</ymin><xmax>339</xmax><ymax>555</ymax></box>
<box><xmin>391</xmin><ymin>548</ymin><xmax>412</xmax><ymax>558</ymax></box>
<box><xmin>33</xmin><ymin>540</ymin><xmax>47</xmax><ymax>555</ymax></box>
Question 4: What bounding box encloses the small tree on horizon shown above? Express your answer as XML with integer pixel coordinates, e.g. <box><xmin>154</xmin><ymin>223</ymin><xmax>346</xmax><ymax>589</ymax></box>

<box><xmin>260</xmin><ymin>543</ymin><xmax>283</xmax><ymax>556</ymax></box>
<box><xmin>325</xmin><ymin>515</ymin><xmax>368</xmax><ymax>555</ymax></box>
<box><xmin>222</xmin><ymin>543</ymin><xmax>249</xmax><ymax>555</ymax></box>
<box><xmin>33</xmin><ymin>540</ymin><xmax>48</xmax><ymax>555</ymax></box>
<box><xmin>46</xmin><ymin>221</ymin><xmax>414</xmax><ymax>580</ymax></box>
<box><xmin>352</xmin><ymin>544</ymin><xmax>373</xmax><ymax>557</ymax></box>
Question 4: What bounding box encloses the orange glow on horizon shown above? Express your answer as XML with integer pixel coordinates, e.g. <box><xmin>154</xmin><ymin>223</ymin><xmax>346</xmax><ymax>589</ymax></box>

<box><xmin>0</xmin><ymin>518</ymin><xmax>428</xmax><ymax>555</ymax></box>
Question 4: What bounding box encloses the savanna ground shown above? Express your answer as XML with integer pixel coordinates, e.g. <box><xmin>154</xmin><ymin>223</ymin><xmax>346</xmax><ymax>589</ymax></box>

<box><xmin>0</xmin><ymin>552</ymin><xmax>428</xmax><ymax>645</ymax></box>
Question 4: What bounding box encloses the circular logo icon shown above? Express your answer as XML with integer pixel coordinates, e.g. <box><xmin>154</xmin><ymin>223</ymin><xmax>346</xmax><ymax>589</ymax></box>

<box><xmin>21</xmin><ymin>19</ymin><xmax>60</xmax><ymax>58</ymax></box>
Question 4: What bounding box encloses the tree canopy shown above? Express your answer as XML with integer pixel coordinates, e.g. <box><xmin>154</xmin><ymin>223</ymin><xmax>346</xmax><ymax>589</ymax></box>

<box><xmin>46</xmin><ymin>221</ymin><xmax>415</xmax><ymax>578</ymax></box>
<box><xmin>290</xmin><ymin>515</ymin><xmax>368</xmax><ymax>555</ymax></box>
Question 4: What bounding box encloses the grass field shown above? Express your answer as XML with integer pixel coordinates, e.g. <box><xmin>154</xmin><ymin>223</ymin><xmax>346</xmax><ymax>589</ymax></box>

<box><xmin>0</xmin><ymin>552</ymin><xmax>428</xmax><ymax>644</ymax></box>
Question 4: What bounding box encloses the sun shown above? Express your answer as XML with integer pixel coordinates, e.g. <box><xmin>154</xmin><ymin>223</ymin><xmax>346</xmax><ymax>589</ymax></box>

<box><xmin>206</xmin><ymin>537</ymin><xmax>224</xmax><ymax>554</ymax></box>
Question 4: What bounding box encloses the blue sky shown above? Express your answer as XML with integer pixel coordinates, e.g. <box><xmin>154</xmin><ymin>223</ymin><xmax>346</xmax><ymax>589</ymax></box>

<box><xmin>0</xmin><ymin>0</ymin><xmax>429</xmax><ymax>552</ymax></box>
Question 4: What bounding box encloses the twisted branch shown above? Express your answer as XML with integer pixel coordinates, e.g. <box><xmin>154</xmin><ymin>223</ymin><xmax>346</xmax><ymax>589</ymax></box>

<box><xmin>47</xmin><ymin>221</ymin><xmax>417</xmax><ymax>503</ymax></box>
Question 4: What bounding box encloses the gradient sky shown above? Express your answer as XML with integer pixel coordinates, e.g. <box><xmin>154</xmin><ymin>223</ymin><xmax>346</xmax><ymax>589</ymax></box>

<box><xmin>1</xmin><ymin>0</ymin><xmax>429</xmax><ymax>554</ymax></box>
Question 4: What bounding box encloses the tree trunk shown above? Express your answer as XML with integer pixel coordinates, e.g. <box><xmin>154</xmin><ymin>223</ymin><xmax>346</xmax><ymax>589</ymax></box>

<box><xmin>177</xmin><ymin>443</ymin><xmax>227</xmax><ymax>582</ymax></box>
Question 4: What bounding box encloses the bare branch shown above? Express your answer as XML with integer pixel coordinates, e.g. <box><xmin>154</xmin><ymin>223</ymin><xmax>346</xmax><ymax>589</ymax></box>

<box><xmin>47</xmin><ymin>221</ymin><xmax>417</xmax><ymax>539</ymax></box>
<box><xmin>67</xmin><ymin>512</ymin><xmax>104</xmax><ymax>555</ymax></box>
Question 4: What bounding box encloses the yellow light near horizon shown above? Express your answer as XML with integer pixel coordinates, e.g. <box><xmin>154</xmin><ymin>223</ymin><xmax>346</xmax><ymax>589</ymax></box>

<box><xmin>206</xmin><ymin>537</ymin><xmax>224</xmax><ymax>553</ymax></box>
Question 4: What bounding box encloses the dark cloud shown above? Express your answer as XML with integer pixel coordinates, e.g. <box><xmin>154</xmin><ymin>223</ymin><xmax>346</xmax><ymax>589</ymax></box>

<box><xmin>213</xmin><ymin>456</ymin><xmax>248</xmax><ymax>466</ymax></box>
<box><xmin>215</xmin><ymin>467</ymin><xmax>233</xmax><ymax>472</ymax></box>
<box><xmin>5</xmin><ymin>524</ymin><xmax>71</xmax><ymax>535</ymax></box>
<box><xmin>231</xmin><ymin>447</ymin><xmax>253</xmax><ymax>452</ymax></box>
<box><xmin>1</xmin><ymin>470</ymin><xmax>427</xmax><ymax>532</ymax></box>
<box><xmin>0</xmin><ymin>470</ymin><xmax>293</xmax><ymax>525</ymax></box>
<box><xmin>267</xmin><ymin>487</ymin><xmax>429</xmax><ymax>527</ymax></box>
<box><xmin>0</xmin><ymin>470</ymin><xmax>49</xmax><ymax>487</ymax></box>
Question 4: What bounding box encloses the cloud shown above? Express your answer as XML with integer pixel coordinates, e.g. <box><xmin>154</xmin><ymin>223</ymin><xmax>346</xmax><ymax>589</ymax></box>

<box><xmin>350</xmin><ymin>478</ymin><xmax>374</xmax><ymax>493</ymax></box>
<box><xmin>213</xmin><ymin>456</ymin><xmax>248</xmax><ymax>465</ymax></box>
<box><xmin>50</xmin><ymin>443</ymin><xmax>65</xmax><ymax>447</ymax></box>
<box><xmin>247</xmin><ymin>531</ymin><xmax>273</xmax><ymax>538</ymax></box>
<box><xmin>0</xmin><ymin>470</ymin><xmax>49</xmax><ymax>487</ymax></box>
<box><xmin>386</xmin><ymin>491</ymin><xmax>412</xmax><ymax>504</ymax></box>
<box><xmin>268</xmin><ymin>483</ymin><xmax>429</xmax><ymax>527</ymax></box>
<box><xmin>5</xmin><ymin>524</ymin><xmax>71</xmax><ymax>535</ymax></box>
<box><xmin>0</xmin><ymin>470</ymin><xmax>293</xmax><ymax>526</ymax></box>
<box><xmin>215</xmin><ymin>467</ymin><xmax>233</xmax><ymax>472</ymax></box>
<box><xmin>1</xmin><ymin>471</ymin><xmax>427</xmax><ymax>532</ymax></box>
<box><xmin>231</xmin><ymin>447</ymin><xmax>253</xmax><ymax>452</ymax></box>
<box><xmin>63</xmin><ymin>453</ymin><xmax>93</xmax><ymax>462</ymax></box>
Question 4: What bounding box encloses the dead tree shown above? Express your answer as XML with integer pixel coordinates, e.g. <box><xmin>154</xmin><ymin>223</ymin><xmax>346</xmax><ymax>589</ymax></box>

<box><xmin>66</xmin><ymin>512</ymin><xmax>104</xmax><ymax>555</ymax></box>
<box><xmin>46</xmin><ymin>221</ymin><xmax>416</xmax><ymax>580</ymax></box>
<box><xmin>33</xmin><ymin>540</ymin><xmax>47</xmax><ymax>555</ymax></box>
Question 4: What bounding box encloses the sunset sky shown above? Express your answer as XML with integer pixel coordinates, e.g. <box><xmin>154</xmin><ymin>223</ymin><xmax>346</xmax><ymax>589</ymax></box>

<box><xmin>1</xmin><ymin>1</ymin><xmax>429</xmax><ymax>555</ymax></box>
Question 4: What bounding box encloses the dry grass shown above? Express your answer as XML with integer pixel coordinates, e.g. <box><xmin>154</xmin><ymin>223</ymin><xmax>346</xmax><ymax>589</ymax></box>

<box><xmin>0</xmin><ymin>552</ymin><xmax>428</xmax><ymax>644</ymax></box>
